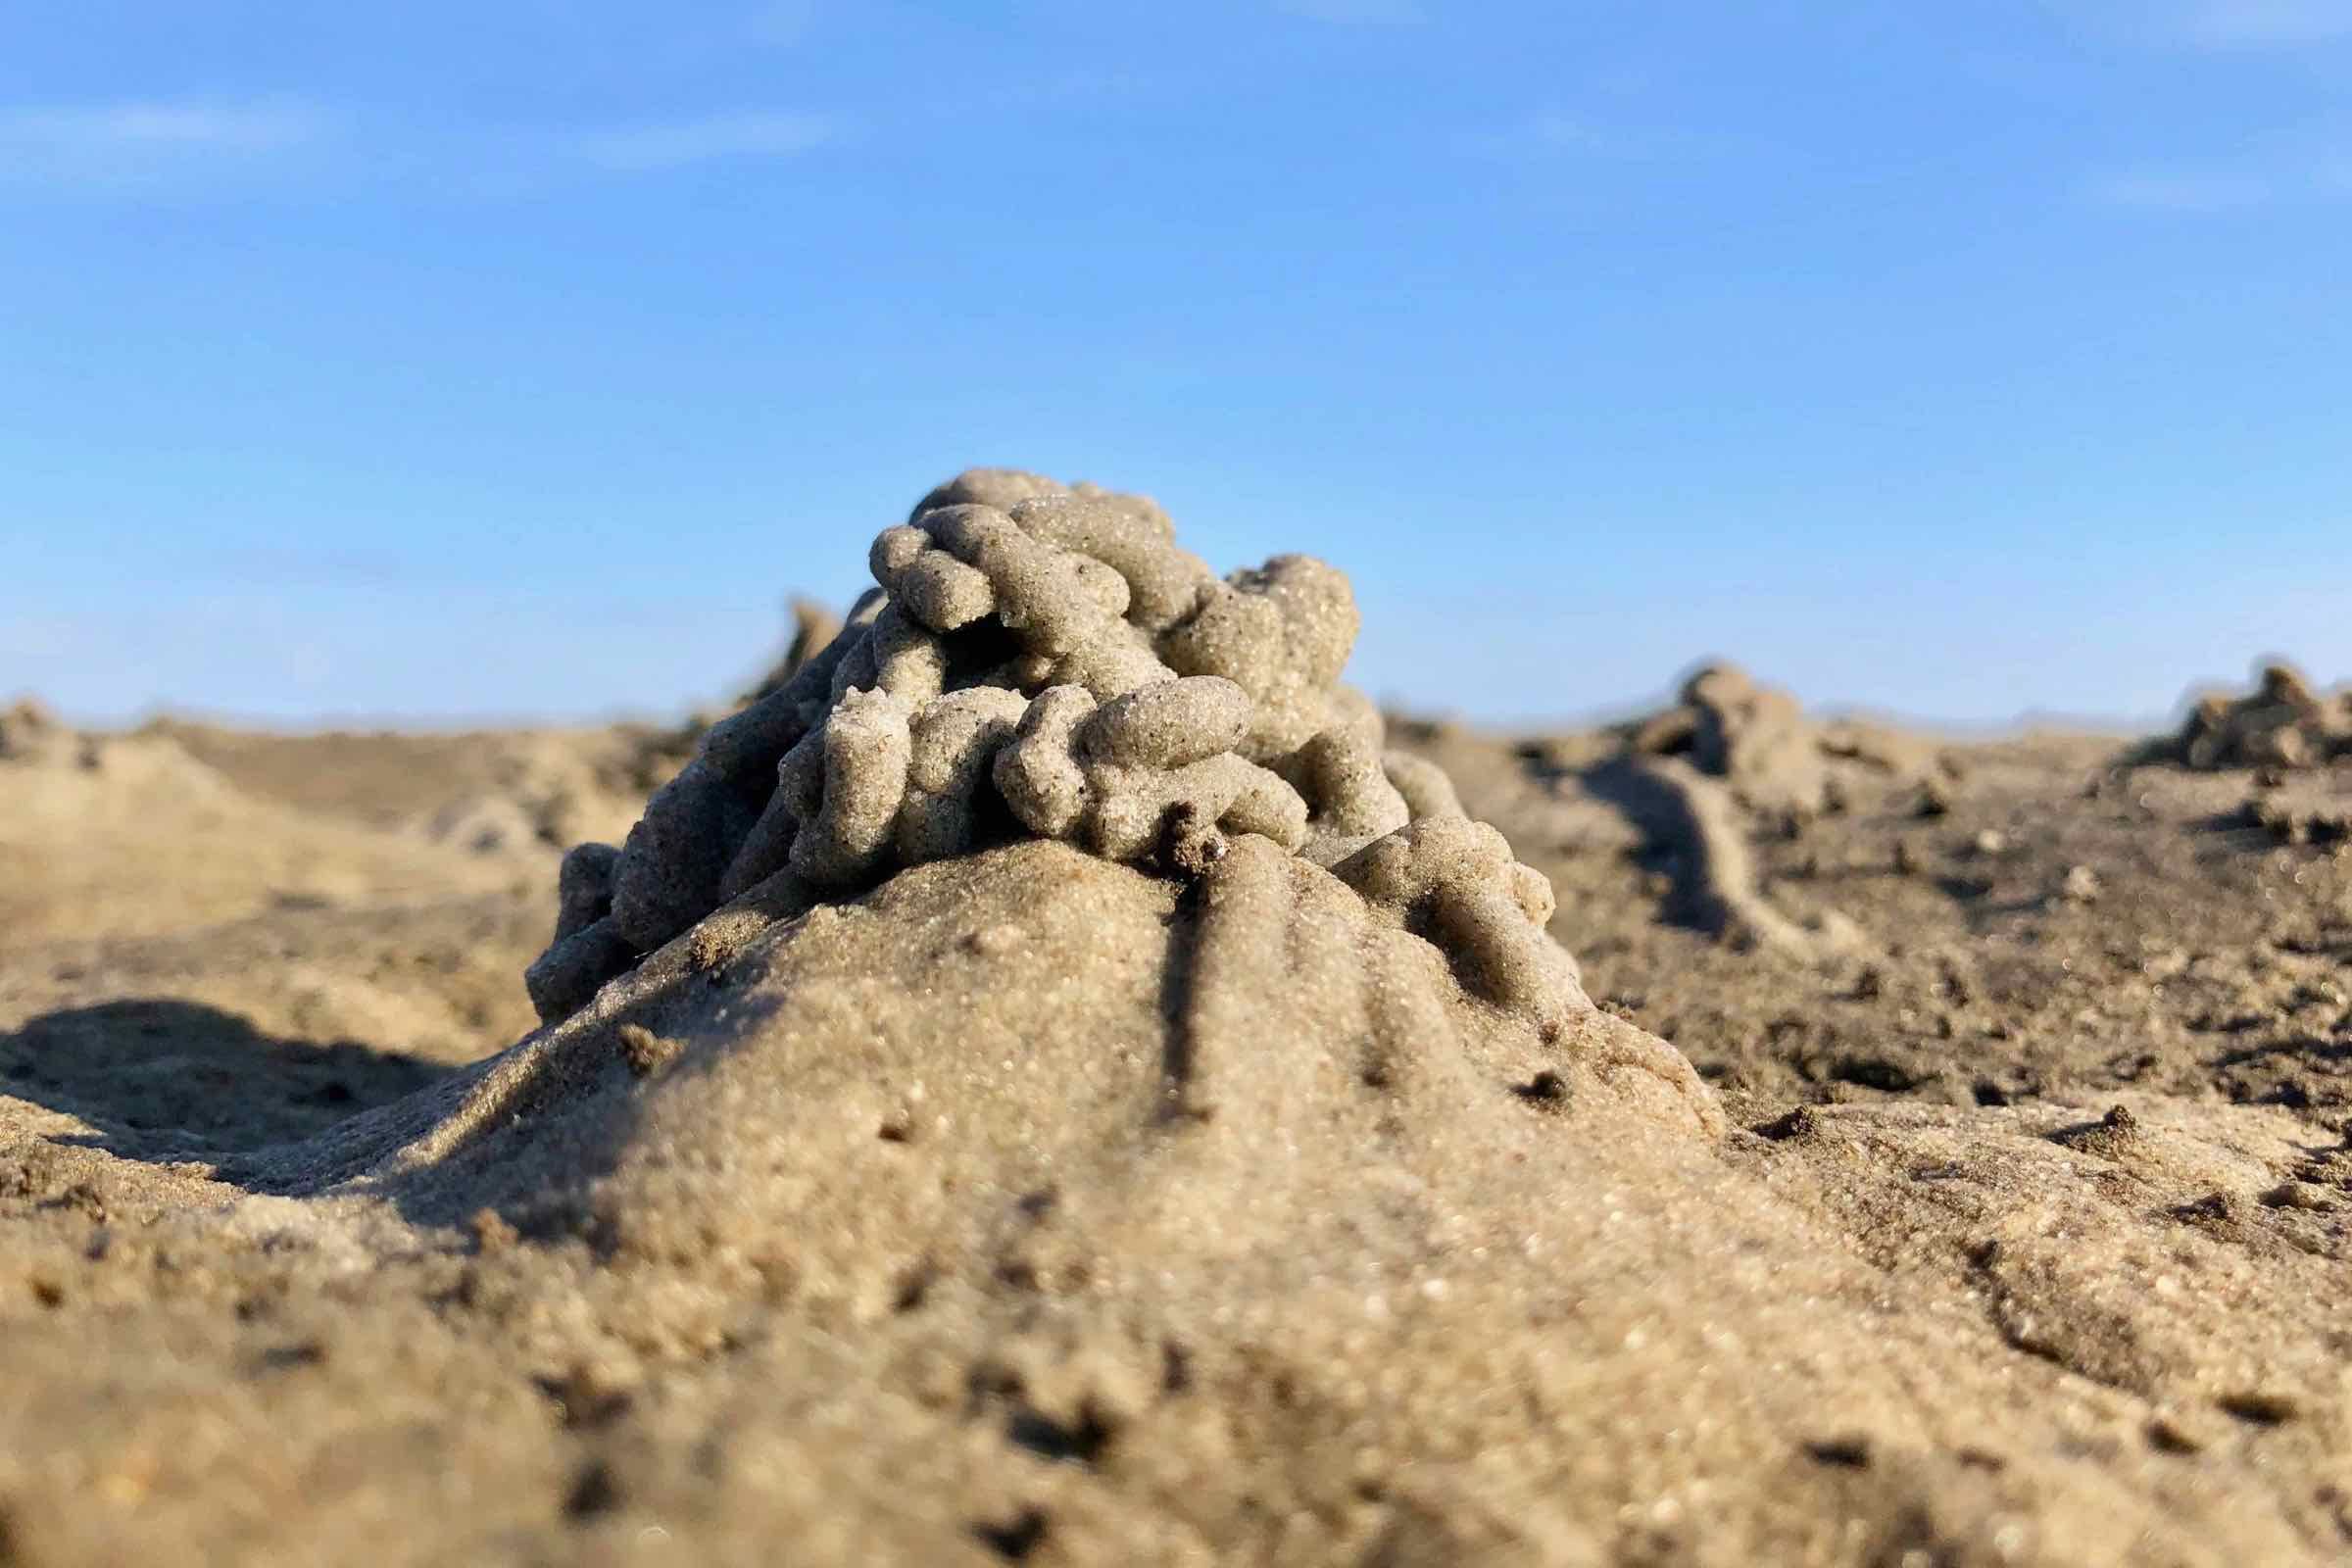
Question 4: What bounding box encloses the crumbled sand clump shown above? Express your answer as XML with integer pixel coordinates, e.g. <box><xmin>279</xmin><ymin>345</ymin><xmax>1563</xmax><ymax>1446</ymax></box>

<box><xmin>1</xmin><ymin>695</ymin><xmax>59</xmax><ymax>754</ymax></box>
<box><xmin>526</xmin><ymin>469</ymin><xmax>1569</xmax><ymax>1030</ymax></box>
<box><xmin>1578</xmin><ymin>663</ymin><xmax>1942</xmax><ymax>962</ymax></box>
<box><xmin>415</xmin><ymin>735</ymin><xmax>643</xmax><ymax>855</ymax></box>
<box><xmin>1</xmin><ymin>696</ymin><xmax>97</xmax><ymax>769</ymax></box>
<box><xmin>2150</xmin><ymin>662</ymin><xmax>2352</xmax><ymax>771</ymax></box>
<box><xmin>1630</xmin><ymin>662</ymin><xmax>1938</xmax><ymax>817</ymax></box>
<box><xmin>2244</xmin><ymin>791</ymin><xmax>2352</xmax><ymax>847</ymax></box>
<box><xmin>742</xmin><ymin>597</ymin><xmax>846</xmax><ymax>706</ymax></box>
<box><xmin>1596</xmin><ymin>754</ymin><xmax>1867</xmax><ymax>962</ymax></box>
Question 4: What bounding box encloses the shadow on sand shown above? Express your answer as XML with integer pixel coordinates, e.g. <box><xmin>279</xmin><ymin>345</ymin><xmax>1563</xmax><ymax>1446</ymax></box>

<box><xmin>1</xmin><ymin>998</ymin><xmax>459</xmax><ymax>1166</ymax></box>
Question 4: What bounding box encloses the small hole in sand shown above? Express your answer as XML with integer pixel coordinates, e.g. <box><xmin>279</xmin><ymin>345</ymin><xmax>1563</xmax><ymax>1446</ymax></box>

<box><xmin>892</xmin><ymin>1258</ymin><xmax>940</xmax><ymax>1314</ymax></box>
<box><xmin>1160</xmin><ymin>1341</ymin><xmax>1193</xmax><ymax>1394</ymax></box>
<box><xmin>1513</xmin><ymin>1070</ymin><xmax>1569</xmax><ymax>1106</ymax></box>
<box><xmin>2218</xmin><ymin>1391</ymin><xmax>2298</xmax><ymax>1427</ymax></box>
<box><xmin>1803</xmin><ymin>1436</ymin><xmax>1871</xmax><ymax>1469</ymax></box>
<box><xmin>563</xmin><ymin>1459</ymin><xmax>623</xmax><ymax>1520</ymax></box>
<box><xmin>1827</xmin><ymin>1055</ymin><xmax>1916</xmax><ymax>1093</ymax></box>
<box><xmin>971</xmin><ymin>1506</ymin><xmax>1049</xmax><ymax>1560</ymax></box>
<box><xmin>1005</xmin><ymin>1402</ymin><xmax>1116</xmax><ymax>1466</ymax></box>
<box><xmin>1752</xmin><ymin>1106</ymin><xmax>1821</xmax><ymax>1142</ymax></box>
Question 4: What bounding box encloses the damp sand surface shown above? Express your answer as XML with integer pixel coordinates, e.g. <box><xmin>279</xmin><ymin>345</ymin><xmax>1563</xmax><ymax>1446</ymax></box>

<box><xmin>4</xmin><ymin>700</ymin><xmax>2349</xmax><ymax>1565</ymax></box>
<box><xmin>0</xmin><ymin>710</ymin><xmax>2342</xmax><ymax>1568</ymax></box>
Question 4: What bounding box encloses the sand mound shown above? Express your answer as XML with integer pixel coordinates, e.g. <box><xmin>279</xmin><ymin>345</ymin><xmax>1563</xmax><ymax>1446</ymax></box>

<box><xmin>1</xmin><ymin>695</ymin><xmax>93</xmax><ymax>768</ymax></box>
<box><xmin>2149</xmin><ymin>662</ymin><xmax>2352</xmax><ymax>771</ymax></box>
<box><xmin>62</xmin><ymin>838</ymin><xmax>2338</xmax><ymax>1564</ymax></box>
<box><xmin>408</xmin><ymin>733</ymin><xmax>659</xmax><ymax>856</ymax></box>
<box><xmin>742</xmin><ymin>596</ymin><xmax>847</xmax><ymax>707</ymax></box>
<box><xmin>1587</xmin><ymin>754</ymin><xmax>1867</xmax><ymax>962</ymax></box>
<box><xmin>1565</xmin><ymin>664</ymin><xmax>1950</xmax><ymax>962</ymax></box>
<box><xmin>151</xmin><ymin>720</ymin><xmax>659</xmax><ymax>853</ymax></box>
<box><xmin>525</xmin><ymin>468</ymin><xmax>1575</xmax><ymax>1031</ymax></box>
<box><xmin>0</xmin><ymin>716</ymin><xmax>536</xmax><ymax>943</ymax></box>
<box><xmin>258</xmin><ymin>834</ymin><xmax>1705</xmax><ymax>1250</ymax></box>
<box><xmin>1628</xmin><ymin>662</ymin><xmax>1939</xmax><ymax>818</ymax></box>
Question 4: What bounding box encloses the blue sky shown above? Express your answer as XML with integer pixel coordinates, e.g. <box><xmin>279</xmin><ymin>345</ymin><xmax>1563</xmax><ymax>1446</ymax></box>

<box><xmin>2</xmin><ymin>1</ymin><xmax>2346</xmax><ymax>730</ymax></box>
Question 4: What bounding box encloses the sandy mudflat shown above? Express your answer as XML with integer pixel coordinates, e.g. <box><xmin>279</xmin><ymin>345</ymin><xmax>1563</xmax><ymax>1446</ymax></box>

<box><xmin>2</xmin><ymin>486</ymin><xmax>2349</xmax><ymax>1565</ymax></box>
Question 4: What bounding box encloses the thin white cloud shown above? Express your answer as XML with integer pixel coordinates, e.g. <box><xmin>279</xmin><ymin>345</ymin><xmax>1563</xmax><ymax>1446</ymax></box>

<box><xmin>0</xmin><ymin>99</ymin><xmax>323</xmax><ymax>182</ymax></box>
<box><xmin>2176</xmin><ymin>0</ymin><xmax>2352</xmax><ymax>44</ymax></box>
<box><xmin>573</xmin><ymin>110</ymin><xmax>835</xmax><ymax>172</ymax></box>
<box><xmin>2091</xmin><ymin>168</ymin><xmax>2279</xmax><ymax>209</ymax></box>
<box><xmin>1277</xmin><ymin>0</ymin><xmax>1427</xmax><ymax>24</ymax></box>
<box><xmin>1518</xmin><ymin>112</ymin><xmax>1620</xmax><ymax>154</ymax></box>
<box><xmin>0</xmin><ymin>100</ymin><xmax>837</xmax><ymax>196</ymax></box>
<box><xmin>0</xmin><ymin>100</ymin><xmax>319</xmax><ymax>153</ymax></box>
<box><xmin>744</xmin><ymin>0</ymin><xmax>817</xmax><ymax>45</ymax></box>
<box><xmin>1459</xmin><ymin>108</ymin><xmax>1716</xmax><ymax>165</ymax></box>
<box><xmin>2090</xmin><ymin>145</ymin><xmax>2351</xmax><ymax>209</ymax></box>
<box><xmin>2044</xmin><ymin>0</ymin><xmax>2352</xmax><ymax>48</ymax></box>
